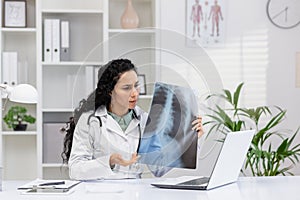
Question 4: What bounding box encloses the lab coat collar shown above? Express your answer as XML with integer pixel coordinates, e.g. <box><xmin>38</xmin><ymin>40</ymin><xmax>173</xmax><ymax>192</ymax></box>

<box><xmin>95</xmin><ymin>105</ymin><xmax>143</xmax><ymax>121</ymax></box>
<box><xmin>94</xmin><ymin>106</ymin><xmax>142</xmax><ymax>136</ymax></box>
<box><xmin>95</xmin><ymin>106</ymin><xmax>123</xmax><ymax>135</ymax></box>
<box><xmin>125</xmin><ymin>117</ymin><xmax>140</xmax><ymax>134</ymax></box>
<box><xmin>131</xmin><ymin>106</ymin><xmax>144</xmax><ymax>120</ymax></box>
<box><xmin>125</xmin><ymin>107</ymin><xmax>143</xmax><ymax>134</ymax></box>
<box><xmin>95</xmin><ymin>105</ymin><xmax>108</xmax><ymax>118</ymax></box>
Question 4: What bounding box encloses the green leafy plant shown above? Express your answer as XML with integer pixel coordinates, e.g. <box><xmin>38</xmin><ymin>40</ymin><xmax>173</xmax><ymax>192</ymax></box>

<box><xmin>204</xmin><ymin>83</ymin><xmax>300</xmax><ymax>176</ymax></box>
<box><xmin>3</xmin><ymin>106</ymin><xmax>36</xmax><ymax>130</ymax></box>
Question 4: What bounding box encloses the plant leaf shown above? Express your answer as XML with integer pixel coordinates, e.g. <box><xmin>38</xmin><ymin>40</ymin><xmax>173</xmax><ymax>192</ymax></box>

<box><xmin>233</xmin><ymin>82</ymin><xmax>244</xmax><ymax>110</ymax></box>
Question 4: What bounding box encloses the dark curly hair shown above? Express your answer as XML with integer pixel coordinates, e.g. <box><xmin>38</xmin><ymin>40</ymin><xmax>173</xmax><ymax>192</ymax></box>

<box><xmin>61</xmin><ymin>59</ymin><xmax>137</xmax><ymax>164</ymax></box>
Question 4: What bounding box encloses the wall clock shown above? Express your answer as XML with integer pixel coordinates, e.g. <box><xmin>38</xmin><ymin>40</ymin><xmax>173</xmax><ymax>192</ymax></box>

<box><xmin>266</xmin><ymin>0</ymin><xmax>300</xmax><ymax>29</ymax></box>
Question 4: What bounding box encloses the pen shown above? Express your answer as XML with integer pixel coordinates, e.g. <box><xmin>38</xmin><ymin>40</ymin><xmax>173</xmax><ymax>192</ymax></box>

<box><xmin>39</xmin><ymin>181</ymin><xmax>65</xmax><ymax>186</ymax></box>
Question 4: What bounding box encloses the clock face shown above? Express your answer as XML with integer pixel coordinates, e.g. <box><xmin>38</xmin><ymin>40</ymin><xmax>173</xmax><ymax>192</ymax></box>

<box><xmin>267</xmin><ymin>0</ymin><xmax>300</xmax><ymax>29</ymax></box>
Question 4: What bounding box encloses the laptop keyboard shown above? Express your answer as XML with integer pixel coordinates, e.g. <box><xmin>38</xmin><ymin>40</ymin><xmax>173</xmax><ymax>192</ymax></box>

<box><xmin>177</xmin><ymin>177</ymin><xmax>209</xmax><ymax>186</ymax></box>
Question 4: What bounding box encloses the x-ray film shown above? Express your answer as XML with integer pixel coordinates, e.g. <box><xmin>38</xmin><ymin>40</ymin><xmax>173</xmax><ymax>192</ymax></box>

<box><xmin>138</xmin><ymin>82</ymin><xmax>198</xmax><ymax>169</ymax></box>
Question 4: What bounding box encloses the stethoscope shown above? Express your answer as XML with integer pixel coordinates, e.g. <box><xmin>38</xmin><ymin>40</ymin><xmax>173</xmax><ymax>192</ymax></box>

<box><xmin>87</xmin><ymin>109</ymin><xmax>142</xmax><ymax>153</ymax></box>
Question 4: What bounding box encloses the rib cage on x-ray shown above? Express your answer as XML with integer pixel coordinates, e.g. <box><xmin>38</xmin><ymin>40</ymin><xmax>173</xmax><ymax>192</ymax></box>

<box><xmin>138</xmin><ymin>82</ymin><xmax>198</xmax><ymax>169</ymax></box>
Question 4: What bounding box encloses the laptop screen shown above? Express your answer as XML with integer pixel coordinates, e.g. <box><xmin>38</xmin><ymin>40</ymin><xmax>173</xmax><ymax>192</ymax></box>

<box><xmin>138</xmin><ymin>82</ymin><xmax>199</xmax><ymax>169</ymax></box>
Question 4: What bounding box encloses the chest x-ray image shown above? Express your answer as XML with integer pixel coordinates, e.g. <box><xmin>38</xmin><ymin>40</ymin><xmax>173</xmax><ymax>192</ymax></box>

<box><xmin>138</xmin><ymin>82</ymin><xmax>198</xmax><ymax>169</ymax></box>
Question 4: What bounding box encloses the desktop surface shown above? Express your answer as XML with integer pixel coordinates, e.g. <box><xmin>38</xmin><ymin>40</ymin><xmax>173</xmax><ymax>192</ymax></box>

<box><xmin>1</xmin><ymin>176</ymin><xmax>300</xmax><ymax>200</ymax></box>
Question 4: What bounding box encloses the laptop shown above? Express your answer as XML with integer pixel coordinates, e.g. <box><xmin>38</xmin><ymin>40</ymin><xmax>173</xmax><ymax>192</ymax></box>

<box><xmin>151</xmin><ymin>130</ymin><xmax>255</xmax><ymax>190</ymax></box>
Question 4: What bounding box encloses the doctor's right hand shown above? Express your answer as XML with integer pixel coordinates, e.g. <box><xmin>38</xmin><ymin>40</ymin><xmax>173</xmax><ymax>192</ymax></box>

<box><xmin>109</xmin><ymin>153</ymin><xmax>139</xmax><ymax>167</ymax></box>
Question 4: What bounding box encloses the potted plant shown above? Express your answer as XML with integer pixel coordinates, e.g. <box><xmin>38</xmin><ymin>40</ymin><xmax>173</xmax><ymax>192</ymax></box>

<box><xmin>3</xmin><ymin>106</ymin><xmax>36</xmax><ymax>131</ymax></box>
<box><xmin>204</xmin><ymin>83</ymin><xmax>300</xmax><ymax>176</ymax></box>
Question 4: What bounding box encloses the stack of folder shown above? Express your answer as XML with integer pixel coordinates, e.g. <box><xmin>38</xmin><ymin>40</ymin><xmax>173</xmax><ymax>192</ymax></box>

<box><xmin>44</xmin><ymin>19</ymin><xmax>70</xmax><ymax>62</ymax></box>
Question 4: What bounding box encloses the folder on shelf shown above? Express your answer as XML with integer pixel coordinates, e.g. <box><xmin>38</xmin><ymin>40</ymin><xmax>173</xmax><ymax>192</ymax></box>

<box><xmin>60</xmin><ymin>21</ymin><xmax>70</xmax><ymax>61</ymax></box>
<box><xmin>10</xmin><ymin>52</ymin><xmax>18</xmax><ymax>86</ymax></box>
<box><xmin>18</xmin><ymin>60</ymin><xmax>28</xmax><ymax>84</ymax></box>
<box><xmin>2</xmin><ymin>52</ymin><xmax>18</xmax><ymax>86</ymax></box>
<box><xmin>85</xmin><ymin>66</ymin><xmax>95</xmax><ymax>97</ymax></box>
<box><xmin>94</xmin><ymin>66</ymin><xmax>100</xmax><ymax>86</ymax></box>
<box><xmin>52</xmin><ymin>19</ymin><xmax>61</xmax><ymax>63</ymax></box>
<box><xmin>2</xmin><ymin>52</ymin><xmax>10</xmax><ymax>85</ymax></box>
<box><xmin>43</xmin><ymin>19</ymin><xmax>52</xmax><ymax>62</ymax></box>
<box><xmin>43</xmin><ymin>19</ymin><xmax>60</xmax><ymax>62</ymax></box>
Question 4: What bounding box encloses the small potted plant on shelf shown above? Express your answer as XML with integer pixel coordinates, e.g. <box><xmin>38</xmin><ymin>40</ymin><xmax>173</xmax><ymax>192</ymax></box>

<box><xmin>3</xmin><ymin>106</ymin><xmax>36</xmax><ymax>131</ymax></box>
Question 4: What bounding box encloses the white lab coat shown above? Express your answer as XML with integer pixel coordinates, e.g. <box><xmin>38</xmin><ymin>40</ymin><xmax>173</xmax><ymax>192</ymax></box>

<box><xmin>68</xmin><ymin>105</ymin><xmax>148</xmax><ymax>180</ymax></box>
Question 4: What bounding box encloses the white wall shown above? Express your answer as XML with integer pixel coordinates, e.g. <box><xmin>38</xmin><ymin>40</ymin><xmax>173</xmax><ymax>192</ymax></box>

<box><xmin>159</xmin><ymin>0</ymin><xmax>300</xmax><ymax>175</ymax></box>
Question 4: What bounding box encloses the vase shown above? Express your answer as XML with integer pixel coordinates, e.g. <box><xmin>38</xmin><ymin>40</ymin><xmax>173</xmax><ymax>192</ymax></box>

<box><xmin>120</xmin><ymin>0</ymin><xmax>139</xmax><ymax>29</ymax></box>
<box><xmin>14</xmin><ymin>124</ymin><xmax>27</xmax><ymax>131</ymax></box>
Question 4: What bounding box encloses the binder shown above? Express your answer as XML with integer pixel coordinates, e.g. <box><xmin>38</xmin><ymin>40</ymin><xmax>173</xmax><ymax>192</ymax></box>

<box><xmin>52</xmin><ymin>19</ymin><xmax>60</xmax><ymax>62</ymax></box>
<box><xmin>94</xmin><ymin>66</ymin><xmax>100</xmax><ymax>86</ymax></box>
<box><xmin>10</xmin><ymin>52</ymin><xmax>18</xmax><ymax>86</ymax></box>
<box><xmin>2</xmin><ymin>52</ymin><xmax>18</xmax><ymax>86</ymax></box>
<box><xmin>2</xmin><ymin>52</ymin><xmax>10</xmax><ymax>85</ymax></box>
<box><xmin>60</xmin><ymin>21</ymin><xmax>70</xmax><ymax>61</ymax></box>
<box><xmin>18</xmin><ymin>60</ymin><xmax>28</xmax><ymax>84</ymax></box>
<box><xmin>44</xmin><ymin>19</ymin><xmax>52</xmax><ymax>62</ymax></box>
<box><xmin>85</xmin><ymin>66</ymin><xmax>95</xmax><ymax>97</ymax></box>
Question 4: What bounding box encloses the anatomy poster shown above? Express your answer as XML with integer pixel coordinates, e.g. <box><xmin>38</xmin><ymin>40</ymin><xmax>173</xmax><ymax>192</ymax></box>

<box><xmin>186</xmin><ymin>0</ymin><xmax>226</xmax><ymax>47</ymax></box>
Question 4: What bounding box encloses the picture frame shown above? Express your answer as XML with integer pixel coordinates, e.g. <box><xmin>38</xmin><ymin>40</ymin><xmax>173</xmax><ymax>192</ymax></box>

<box><xmin>138</xmin><ymin>74</ymin><xmax>146</xmax><ymax>95</ymax></box>
<box><xmin>186</xmin><ymin>0</ymin><xmax>227</xmax><ymax>48</ymax></box>
<box><xmin>4</xmin><ymin>0</ymin><xmax>27</xmax><ymax>28</ymax></box>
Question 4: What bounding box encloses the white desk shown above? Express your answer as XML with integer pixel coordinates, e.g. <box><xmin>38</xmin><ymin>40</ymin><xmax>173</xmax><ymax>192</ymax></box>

<box><xmin>1</xmin><ymin>176</ymin><xmax>299</xmax><ymax>200</ymax></box>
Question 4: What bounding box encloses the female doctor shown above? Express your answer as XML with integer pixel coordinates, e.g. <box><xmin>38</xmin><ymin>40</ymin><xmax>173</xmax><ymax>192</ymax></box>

<box><xmin>62</xmin><ymin>59</ymin><xmax>203</xmax><ymax>180</ymax></box>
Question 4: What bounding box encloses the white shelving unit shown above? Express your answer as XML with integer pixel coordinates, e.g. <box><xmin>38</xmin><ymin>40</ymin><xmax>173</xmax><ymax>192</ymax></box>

<box><xmin>0</xmin><ymin>0</ymin><xmax>38</xmax><ymax>180</ymax></box>
<box><xmin>2</xmin><ymin>131</ymin><xmax>37</xmax><ymax>136</ymax></box>
<box><xmin>1</xmin><ymin>0</ymin><xmax>159</xmax><ymax>180</ymax></box>
<box><xmin>37</xmin><ymin>0</ymin><xmax>105</xmax><ymax>179</ymax></box>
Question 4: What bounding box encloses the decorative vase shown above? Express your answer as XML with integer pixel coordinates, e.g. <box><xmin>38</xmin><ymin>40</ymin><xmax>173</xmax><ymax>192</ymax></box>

<box><xmin>120</xmin><ymin>0</ymin><xmax>139</xmax><ymax>29</ymax></box>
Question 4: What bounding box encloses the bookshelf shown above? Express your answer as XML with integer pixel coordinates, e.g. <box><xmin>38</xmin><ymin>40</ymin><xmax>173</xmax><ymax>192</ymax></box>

<box><xmin>0</xmin><ymin>0</ymin><xmax>159</xmax><ymax>180</ymax></box>
<box><xmin>0</xmin><ymin>0</ymin><xmax>38</xmax><ymax>180</ymax></box>
<box><xmin>38</xmin><ymin>0</ymin><xmax>105</xmax><ymax>179</ymax></box>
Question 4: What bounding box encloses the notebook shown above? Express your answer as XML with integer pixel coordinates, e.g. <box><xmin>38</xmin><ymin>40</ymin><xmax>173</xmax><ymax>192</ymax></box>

<box><xmin>151</xmin><ymin>130</ymin><xmax>255</xmax><ymax>190</ymax></box>
<box><xmin>138</xmin><ymin>82</ymin><xmax>199</xmax><ymax>169</ymax></box>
